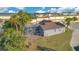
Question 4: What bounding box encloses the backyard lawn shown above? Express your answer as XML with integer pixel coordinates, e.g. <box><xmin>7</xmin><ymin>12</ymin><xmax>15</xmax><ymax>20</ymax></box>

<box><xmin>0</xmin><ymin>29</ymin><xmax>73</xmax><ymax>51</ymax></box>
<box><xmin>34</xmin><ymin>29</ymin><xmax>73</xmax><ymax>51</ymax></box>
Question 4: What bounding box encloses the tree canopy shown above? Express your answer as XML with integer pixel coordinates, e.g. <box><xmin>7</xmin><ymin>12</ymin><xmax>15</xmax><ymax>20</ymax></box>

<box><xmin>65</xmin><ymin>17</ymin><xmax>78</xmax><ymax>27</ymax></box>
<box><xmin>0</xmin><ymin>11</ymin><xmax>32</xmax><ymax>50</ymax></box>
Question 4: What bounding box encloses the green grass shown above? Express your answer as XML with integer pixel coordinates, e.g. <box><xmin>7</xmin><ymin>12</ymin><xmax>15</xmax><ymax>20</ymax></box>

<box><xmin>0</xmin><ymin>29</ymin><xmax>73</xmax><ymax>51</ymax></box>
<box><xmin>35</xmin><ymin>30</ymin><xmax>73</xmax><ymax>51</ymax></box>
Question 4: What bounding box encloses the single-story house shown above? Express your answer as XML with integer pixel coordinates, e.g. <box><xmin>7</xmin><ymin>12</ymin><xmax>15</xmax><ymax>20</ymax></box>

<box><xmin>0</xmin><ymin>13</ymin><xmax>13</xmax><ymax>19</ymax></box>
<box><xmin>34</xmin><ymin>20</ymin><xmax>65</xmax><ymax>36</ymax></box>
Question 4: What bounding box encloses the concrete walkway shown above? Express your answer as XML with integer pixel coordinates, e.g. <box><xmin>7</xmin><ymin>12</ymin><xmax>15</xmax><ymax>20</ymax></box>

<box><xmin>70</xmin><ymin>30</ymin><xmax>79</xmax><ymax>47</ymax></box>
<box><xmin>70</xmin><ymin>22</ymin><xmax>79</xmax><ymax>50</ymax></box>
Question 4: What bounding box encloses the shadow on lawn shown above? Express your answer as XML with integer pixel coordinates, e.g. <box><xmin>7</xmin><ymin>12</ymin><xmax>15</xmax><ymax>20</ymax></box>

<box><xmin>37</xmin><ymin>46</ymin><xmax>56</xmax><ymax>51</ymax></box>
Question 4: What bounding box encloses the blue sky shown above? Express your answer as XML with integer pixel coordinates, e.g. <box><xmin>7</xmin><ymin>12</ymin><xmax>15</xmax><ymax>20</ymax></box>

<box><xmin>0</xmin><ymin>7</ymin><xmax>79</xmax><ymax>13</ymax></box>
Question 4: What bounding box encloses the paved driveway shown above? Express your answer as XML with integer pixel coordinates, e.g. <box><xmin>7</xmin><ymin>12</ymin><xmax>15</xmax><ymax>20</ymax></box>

<box><xmin>70</xmin><ymin>22</ymin><xmax>79</xmax><ymax>30</ymax></box>
<box><xmin>70</xmin><ymin>22</ymin><xmax>79</xmax><ymax>50</ymax></box>
<box><xmin>70</xmin><ymin>30</ymin><xmax>79</xmax><ymax>47</ymax></box>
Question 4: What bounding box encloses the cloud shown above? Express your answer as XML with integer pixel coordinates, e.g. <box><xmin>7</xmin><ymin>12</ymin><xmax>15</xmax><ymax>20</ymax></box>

<box><xmin>0</xmin><ymin>7</ymin><xmax>8</xmax><ymax>13</ymax></box>
<box><xmin>35</xmin><ymin>7</ymin><xmax>76</xmax><ymax>13</ymax></box>
<box><xmin>36</xmin><ymin>10</ymin><xmax>45</xmax><ymax>13</ymax></box>
<box><xmin>47</xmin><ymin>7</ymin><xmax>64</xmax><ymax>13</ymax></box>
<box><xmin>16</xmin><ymin>7</ymin><xmax>24</xmax><ymax>10</ymax></box>
<box><xmin>63</xmin><ymin>7</ymin><xmax>75</xmax><ymax>12</ymax></box>
<box><xmin>57</xmin><ymin>7</ymin><xmax>65</xmax><ymax>13</ymax></box>
<box><xmin>8</xmin><ymin>10</ymin><xmax>18</xmax><ymax>13</ymax></box>
<box><xmin>74</xmin><ymin>7</ymin><xmax>79</xmax><ymax>12</ymax></box>
<box><xmin>56</xmin><ymin>7</ymin><xmax>75</xmax><ymax>13</ymax></box>
<box><xmin>48</xmin><ymin>8</ymin><xmax>57</xmax><ymax>13</ymax></box>
<box><xmin>0</xmin><ymin>7</ymin><xmax>79</xmax><ymax>13</ymax></box>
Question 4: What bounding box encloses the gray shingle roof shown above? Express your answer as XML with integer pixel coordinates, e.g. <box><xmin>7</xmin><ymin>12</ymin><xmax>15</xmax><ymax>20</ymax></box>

<box><xmin>39</xmin><ymin>20</ymin><xmax>65</xmax><ymax>30</ymax></box>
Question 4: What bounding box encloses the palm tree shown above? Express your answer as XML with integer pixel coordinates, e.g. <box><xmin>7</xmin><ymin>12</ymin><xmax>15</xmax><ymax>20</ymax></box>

<box><xmin>0</xmin><ymin>28</ymin><xmax>26</xmax><ymax>50</ymax></box>
<box><xmin>17</xmin><ymin>11</ymin><xmax>32</xmax><ymax>24</ymax></box>
<box><xmin>9</xmin><ymin>14</ymin><xmax>20</xmax><ymax>31</ymax></box>
<box><xmin>8</xmin><ymin>11</ymin><xmax>32</xmax><ymax>32</ymax></box>
<box><xmin>65</xmin><ymin>17</ymin><xmax>78</xmax><ymax>28</ymax></box>
<box><xmin>72</xmin><ymin>17</ymin><xmax>78</xmax><ymax>21</ymax></box>
<box><xmin>0</xmin><ymin>10</ymin><xmax>32</xmax><ymax>51</ymax></box>
<box><xmin>65</xmin><ymin>18</ymin><xmax>72</xmax><ymax>28</ymax></box>
<box><xmin>17</xmin><ymin>11</ymin><xmax>32</xmax><ymax>32</ymax></box>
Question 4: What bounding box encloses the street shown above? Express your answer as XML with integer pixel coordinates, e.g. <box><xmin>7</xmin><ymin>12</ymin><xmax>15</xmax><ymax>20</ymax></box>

<box><xmin>70</xmin><ymin>22</ymin><xmax>79</xmax><ymax>51</ymax></box>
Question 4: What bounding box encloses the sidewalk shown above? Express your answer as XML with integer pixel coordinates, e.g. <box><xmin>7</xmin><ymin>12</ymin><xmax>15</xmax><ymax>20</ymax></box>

<box><xmin>70</xmin><ymin>23</ymin><xmax>79</xmax><ymax>50</ymax></box>
<box><xmin>70</xmin><ymin>30</ymin><xmax>79</xmax><ymax>47</ymax></box>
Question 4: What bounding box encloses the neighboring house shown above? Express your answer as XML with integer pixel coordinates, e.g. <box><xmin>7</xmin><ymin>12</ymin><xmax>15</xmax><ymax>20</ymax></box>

<box><xmin>0</xmin><ymin>13</ymin><xmax>79</xmax><ymax>24</ymax></box>
<box><xmin>0</xmin><ymin>13</ymin><xmax>13</xmax><ymax>19</ymax></box>
<box><xmin>0</xmin><ymin>13</ymin><xmax>14</xmax><ymax>24</ymax></box>
<box><xmin>34</xmin><ymin>20</ymin><xmax>65</xmax><ymax>36</ymax></box>
<box><xmin>24</xmin><ymin>24</ymin><xmax>35</xmax><ymax>35</ymax></box>
<box><xmin>32</xmin><ymin>13</ymin><xmax>79</xmax><ymax>23</ymax></box>
<box><xmin>0</xmin><ymin>13</ymin><xmax>12</xmax><ymax>34</ymax></box>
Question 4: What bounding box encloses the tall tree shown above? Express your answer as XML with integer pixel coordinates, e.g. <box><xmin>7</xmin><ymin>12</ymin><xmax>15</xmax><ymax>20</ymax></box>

<box><xmin>0</xmin><ymin>28</ymin><xmax>26</xmax><ymax>50</ymax></box>
<box><xmin>65</xmin><ymin>18</ymin><xmax>72</xmax><ymax>28</ymax></box>
<box><xmin>17</xmin><ymin>11</ymin><xmax>32</xmax><ymax>25</ymax></box>
<box><xmin>17</xmin><ymin>11</ymin><xmax>32</xmax><ymax>32</ymax></box>
<box><xmin>0</xmin><ymin>10</ymin><xmax>32</xmax><ymax>50</ymax></box>
<box><xmin>72</xmin><ymin>17</ymin><xmax>78</xmax><ymax>21</ymax></box>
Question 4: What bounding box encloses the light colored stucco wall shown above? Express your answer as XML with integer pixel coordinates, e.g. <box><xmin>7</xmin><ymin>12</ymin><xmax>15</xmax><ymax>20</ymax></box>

<box><xmin>44</xmin><ymin>27</ymin><xmax>65</xmax><ymax>36</ymax></box>
<box><xmin>0</xmin><ymin>16</ymin><xmax>10</xmax><ymax>19</ymax></box>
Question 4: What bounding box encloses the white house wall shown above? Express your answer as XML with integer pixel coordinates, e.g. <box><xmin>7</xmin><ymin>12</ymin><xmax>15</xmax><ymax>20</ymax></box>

<box><xmin>37</xmin><ymin>18</ymin><xmax>49</xmax><ymax>21</ymax></box>
<box><xmin>44</xmin><ymin>27</ymin><xmax>65</xmax><ymax>36</ymax></box>
<box><xmin>0</xmin><ymin>16</ymin><xmax>10</xmax><ymax>19</ymax></box>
